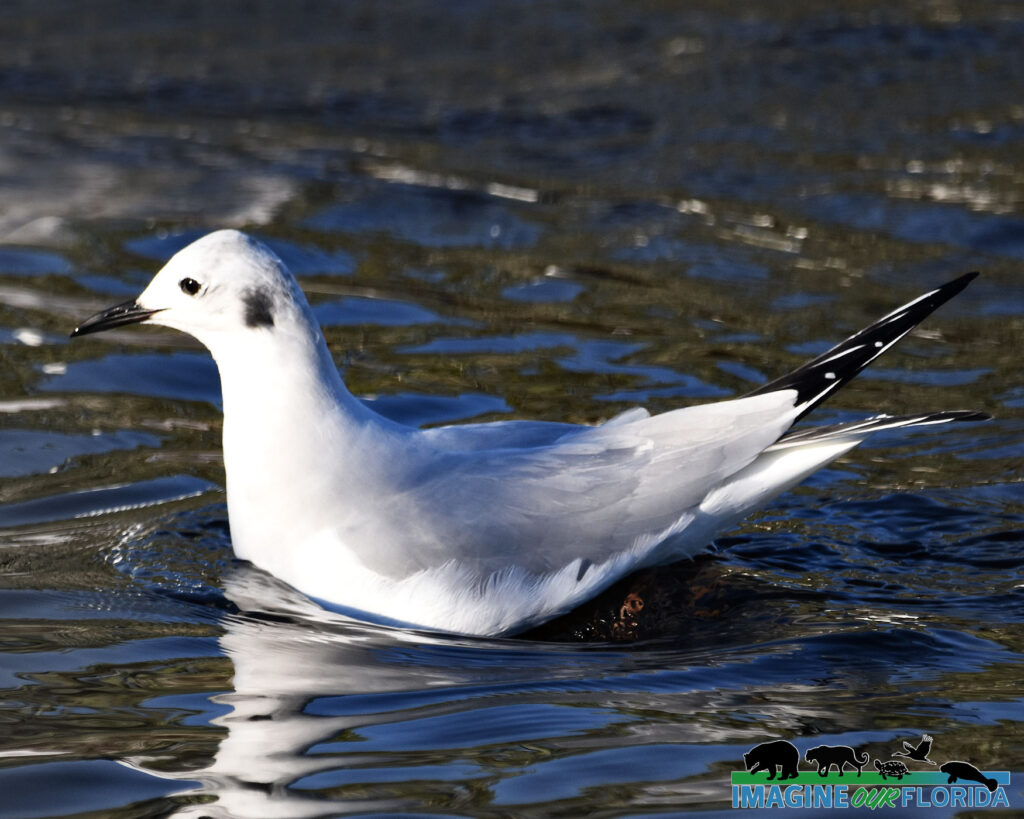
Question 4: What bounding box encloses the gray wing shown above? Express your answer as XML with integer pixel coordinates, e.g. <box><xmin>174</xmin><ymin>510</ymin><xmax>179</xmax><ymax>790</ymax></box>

<box><xmin>366</xmin><ymin>391</ymin><xmax>797</xmax><ymax>578</ymax></box>
<box><xmin>418</xmin><ymin>406</ymin><xmax>652</xmax><ymax>451</ymax></box>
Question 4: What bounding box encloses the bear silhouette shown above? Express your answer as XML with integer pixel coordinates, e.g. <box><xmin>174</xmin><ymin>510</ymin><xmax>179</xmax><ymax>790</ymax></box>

<box><xmin>940</xmin><ymin>761</ymin><xmax>998</xmax><ymax>792</ymax></box>
<box><xmin>743</xmin><ymin>740</ymin><xmax>799</xmax><ymax>781</ymax></box>
<box><xmin>804</xmin><ymin>745</ymin><xmax>868</xmax><ymax>777</ymax></box>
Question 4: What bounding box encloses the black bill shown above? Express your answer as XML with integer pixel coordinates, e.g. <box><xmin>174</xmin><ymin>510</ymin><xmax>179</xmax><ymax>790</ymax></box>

<box><xmin>70</xmin><ymin>300</ymin><xmax>163</xmax><ymax>338</ymax></box>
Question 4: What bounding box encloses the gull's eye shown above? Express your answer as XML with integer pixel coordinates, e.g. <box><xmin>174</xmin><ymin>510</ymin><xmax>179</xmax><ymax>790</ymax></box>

<box><xmin>179</xmin><ymin>277</ymin><xmax>201</xmax><ymax>296</ymax></box>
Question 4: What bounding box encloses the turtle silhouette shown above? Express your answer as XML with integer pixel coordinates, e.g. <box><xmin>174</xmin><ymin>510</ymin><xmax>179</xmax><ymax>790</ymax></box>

<box><xmin>892</xmin><ymin>734</ymin><xmax>936</xmax><ymax>765</ymax></box>
<box><xmin>875</xmin><ymin>759</ymin><xmax>909</xmax><ymax>780</ymax></box>
<box><xmin>940</xmin><ymin>761</ymin><xmax>998</xmax><ymax>792</ymax></box>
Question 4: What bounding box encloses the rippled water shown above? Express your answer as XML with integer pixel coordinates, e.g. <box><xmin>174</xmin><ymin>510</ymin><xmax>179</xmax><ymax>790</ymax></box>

<box><xmin>1</xmin><ymin>2</ymin><xmax>1022</xmax><ymax>816</ymax></box>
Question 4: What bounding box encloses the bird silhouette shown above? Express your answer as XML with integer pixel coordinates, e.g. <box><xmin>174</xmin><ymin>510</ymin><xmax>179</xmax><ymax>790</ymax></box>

<box><xmin>893</xmin><ymin>734</ymin><xmax>936</xmax><ymax>765</ymax></box>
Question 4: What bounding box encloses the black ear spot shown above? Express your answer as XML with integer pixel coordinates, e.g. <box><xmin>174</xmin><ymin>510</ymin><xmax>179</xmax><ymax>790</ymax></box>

<box><xmin>243</xmin><ymin>289</ymin><xmax>275</xmax><ymax>328</ymax></box>
<box><xmin>179</xmin><ymin>277</ymin><xmax>201</xmax><ymax>296</ymax></box>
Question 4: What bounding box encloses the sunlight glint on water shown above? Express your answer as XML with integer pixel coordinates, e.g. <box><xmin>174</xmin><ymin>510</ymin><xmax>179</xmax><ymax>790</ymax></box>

<box><xmin>0</xmin><ymin>1</ymin><xmax>1021</xmax><ymax>815</ymax></box>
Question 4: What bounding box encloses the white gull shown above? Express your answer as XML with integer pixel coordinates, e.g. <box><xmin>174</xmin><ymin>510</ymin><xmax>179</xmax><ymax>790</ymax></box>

<box><xmin>72</xmin><ymin>230</ymin><xmax>988</xmax><ymax>635</ymax></box>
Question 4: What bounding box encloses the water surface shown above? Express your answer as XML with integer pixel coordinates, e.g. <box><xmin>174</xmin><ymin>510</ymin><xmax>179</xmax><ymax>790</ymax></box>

<box><xmin>0</xmin><ymin>2</ymin><xmax>1022</xmax><ymax>816</ymax></box>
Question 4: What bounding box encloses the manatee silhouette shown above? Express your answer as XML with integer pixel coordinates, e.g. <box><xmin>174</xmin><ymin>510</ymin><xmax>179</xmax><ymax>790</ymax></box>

<box><xmin>940</xmin><ymin>761</ymin><xmax>998</xmax><ymax>792</ymax></box>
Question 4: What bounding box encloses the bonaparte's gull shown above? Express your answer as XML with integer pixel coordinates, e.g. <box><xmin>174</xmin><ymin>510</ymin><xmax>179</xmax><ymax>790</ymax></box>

<box><xmin>71</xmin><ymin>230</ymin><xmax>988</xmax><ymax>635</ymax></box>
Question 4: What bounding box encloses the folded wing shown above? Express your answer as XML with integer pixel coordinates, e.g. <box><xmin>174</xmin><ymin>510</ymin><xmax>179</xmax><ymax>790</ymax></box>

<box><xmin>387</xmin><ymin>391</ymin><xmax>799</xmax><ymax>577</ymax></box>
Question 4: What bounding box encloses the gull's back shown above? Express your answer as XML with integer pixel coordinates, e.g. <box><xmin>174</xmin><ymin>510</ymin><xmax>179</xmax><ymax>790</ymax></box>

<box><xmin>272</xmin><ymin>387</ymin><xmax>797</xmax><ymax>634</ymax></box>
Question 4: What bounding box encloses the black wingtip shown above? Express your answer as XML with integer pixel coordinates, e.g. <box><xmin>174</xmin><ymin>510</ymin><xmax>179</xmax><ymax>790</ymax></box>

<box><xmin>749</xmin><ymin>273</ymin><xmax>980</xmax><ymax>419</ymax></box>
<box><xmin>951</xmin><ymin>270</ymin><xmax>980</xmax><ymax>288</ymax></box>
<box><xmin>771</xmin><ymin>408</ymin><xmax>991</xmax><ymax>449</ymax></box>
<box><xmin>927</xmin><ymin>270</ymin><xmax>978</xmax><ymax>305</ymax></box>
<box><xmin>947</xmin><ymin>410</ymin><xmax>992</xmax><ymax>423</ymax></box>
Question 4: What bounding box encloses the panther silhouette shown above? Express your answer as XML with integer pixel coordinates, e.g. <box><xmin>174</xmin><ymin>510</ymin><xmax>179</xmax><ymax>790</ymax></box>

<box><xmin>743</xmin><ymin>740</ymin><xmax>799</xmax><ymax>781</ymax></box>
<box><xmin>804</xmin><ymin>745</ymin><xmax>868</xmax><ymax>777</ymax></box>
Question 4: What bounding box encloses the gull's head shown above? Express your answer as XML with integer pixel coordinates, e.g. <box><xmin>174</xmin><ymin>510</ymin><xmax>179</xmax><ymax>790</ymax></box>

<box><xmin>71</xmin><ymin>229</ymin><xmax>313</xmax><ymax>348</ymax></box>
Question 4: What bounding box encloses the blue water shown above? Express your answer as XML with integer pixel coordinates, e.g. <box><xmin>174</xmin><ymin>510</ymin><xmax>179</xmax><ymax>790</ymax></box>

<box><xmin>0</xmin><ymin>2</ymin><xmax>1022</xmax><ymax>816</ymax></box>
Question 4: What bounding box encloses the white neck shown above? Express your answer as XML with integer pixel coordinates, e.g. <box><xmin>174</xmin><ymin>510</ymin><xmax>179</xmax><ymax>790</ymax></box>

<box><xmin>213</xmin><ymin>321</ymin><xmax>372</xmax><ymax>430</ymax></box>
<box><xmin>207</xmin><ymin>320</ymin><xmax>407</xmax><ymax>567</ymax></box>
